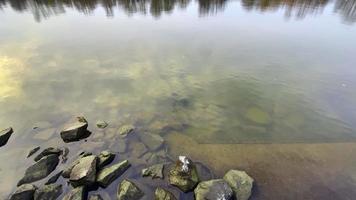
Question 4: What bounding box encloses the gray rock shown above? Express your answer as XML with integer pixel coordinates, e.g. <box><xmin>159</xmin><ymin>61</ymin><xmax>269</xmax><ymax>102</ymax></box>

<box><xmin>96</xmin><ymin>121</ymin><xmax>108</xmax><ymax>129</ymax></box>
<box><xmin>0</xmin><ymin>127</ymin><xmax>13</xmax><ymax>147</ymax></box>
<box><xmin>96</xmin><ymin>160</ymin><xmax>131</xmax><ymax>187</ymax></box>
<box><xmin>34</xmin><ymin>147</ymin><xmax>62</xmax><ymax>162</ymax></box>
<box><xmin>194</xmin><ymin>179</ymin><xmax>233</xmax><ymax>200</ymax></box>
<box><xmin>34</xmin><ymin>184</ymin><xmax>62</xmax><ymax>200</ymax></box>
<box><xmin>60</xmin><ymin>117</ymin><xmax>89</xmax><ymax>142</ymax></box>
<box><xmin>154</xmin><ymin>187</ymin><xmax>177</xmax><ymax>200</ymax></box>
<box><xmin>139</xmin><ymin>132</ymin><xmax>164</xmax><ymax>151</ymax></box>
<box><xmin>18</xmin><ymin>154</ymin><xmax>59</xmax><ymax>186</ymax></box>
<box><xmin>69</xmin><ymin>155</ymin><xmax>97</xmax><ymax>187</ymax></box>
<box><xmin>98</xmin><ymin>151</ymin><xmax>115</xmax><ymax>169</ymax></box>
<box><xmin>62</xmin><ymin>153</ymin><xmax>92</xmax><ymax>178</ymax></box>
<box><xmin>223</xmin><ymin>169</ymin><xmax>254</xmax><ymax>200</ymax></box>
<box><xmin>62</xmin><ymin>186</ymin><xmax>85</xmax><ymax>200</ymax></box>
<box><xmin>89</xmin><ymin>194</ymin><xmax>104</xmax><ymax>200</ymax></box>
<box><xmin>9</xmin><ymin>184</ymin><xmax>37</xmax><ymax>200</ymax></box>
<box><xmin>142</xmin><ymin>164</ymin><xmax>164</xmax><ymax>179</ymax></box>
<box><xmin>117</xmin><ymin>125</ymin><xmax>135</xmax><ymax>137</ymax></box>
<box><xmin>168</xmin><ymin>156</ymin><xmax>199</xmax><ymax>192</ymax></box>
<box><xmin>27</xmin><ymin>146</ymin><xmax>40</xmax><ymax>158</ymax></box>
<box><xmin>45</xmin><ymin>171</ymin><xmax>63</xmax><ymax>185</ymax></box>
<box><xmin>117</xmin><ymin>179</ymin><xmax>144</xmax><ymax>200</ymax></box>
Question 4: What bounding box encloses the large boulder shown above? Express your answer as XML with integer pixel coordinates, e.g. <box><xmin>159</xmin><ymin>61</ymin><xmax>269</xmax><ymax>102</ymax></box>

<box><xmin>194</xmin><ymin>179</ymin><xmax>233</xmax><ymax>200</ymax></box>
<box><xmin>34</xmin><ymin>184</ymin><xmax>62</xmax><ymax>200</ymax></box>
<box><xmin>9</xmin><ymin>184</ymin><xmax>37</xmax><ymax>200</ymax></box>
<box><xmin>168</xmin><ymin>156</ymin><xmax>199</xmax><ymax>192</ymax></box>
<box><xmin>117</xmin><ymin>179</ymin><xmax>144</xmax><ymax>200</ymax></box>
<box><xmin>60</xmin><ymin>117</ymin><xmax>89</xmax><ymax>142</ymax></box>
<box><xmin>154</xmin><ymin>187</ymin><xmax>177</xmax><ymax>200</ymax></box>
<box><xmin>98</xmin><ymin>150</ymin><xmax>115</xmax><ymax>169</ymax></box>
<box><xmin>139</xmin><ymin>132</ymin><xmax>164</xmax><ymax>151</ymax></box>
<box><xmin>18</xmin><ymin>154</ymin><xmax>59</xmax><ymax>186</ymax></box>
<box><xmin>96</xmin><ymin>160</ymin><xmax>131</xmax><ymax>187</ymax></box>
<box><xmin>69</xmin><ymin>155</ymin><xmax>97</xmax><ymax>187</ymax></box>
<box><xmin>62</xmin><ymin>186</ymin><xmax>85</xmax><ymax>200</ymax></box>
<box><xmin>0</xmin><ymin>127</ymin><xmax>13</xmax><ymax>147</ymax></box>
<box><xmin>223</xmin><ymin>170</ymin><xmax>254</xmax><ymax>200</ymax></box>
<box><xmin>142</xmin><ymin>164</ymin><xmax>164</xmax><ymax>179</ymax></box>
<box><xmin>34</xmin><ymin>147</ymin><xmax>62</xmax><ymax>162</ymax></box>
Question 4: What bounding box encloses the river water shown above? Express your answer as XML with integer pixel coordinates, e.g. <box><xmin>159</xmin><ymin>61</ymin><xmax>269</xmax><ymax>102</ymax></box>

<box><xmin>1</xmin><ymin>0</ymin><xmax>356</xmax><ymax>199</ymax></box>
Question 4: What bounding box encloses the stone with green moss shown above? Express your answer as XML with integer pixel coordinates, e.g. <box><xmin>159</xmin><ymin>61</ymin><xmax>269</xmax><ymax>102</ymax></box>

<box><xmin>62</xmin><ymin>186</ymin><xmax>85</xmax><ymax>200</ymax></box>
<box><xmin>34</xmin><ymin>184</ymin><xmax>62</xmax><ymax>200</ymax></box>
<box><xmin>0</xmin><ymin>127</ymin><xmax>13</xmax><ymax>147</ymax></box>
<box><xmin>154</xmin><ymin>187</ymin><xmax>177</xmax><ymax>200</ymax></box>
<box><xmin>142</xmin><ymin>164</ymin><xmax>164</xmax><ymax>179</ymax></box>
<box><xmin>117</xmin><ymin>179</ymin><xmax>144</xmax><ymax>200</ymax></box>
<box><xmin>223</xmin><ymin>169</ymin><xmax>254</xmax><ymax>200</ymax></box>
<box><xmin>96</xmin><ymin>120</ymin><xmax>108</xmax><ymax>129</ymax></box>
<box><xmin>168</xmin><ymin>156</ymin><xmax>199</xmax><ymax>192</ymax></box>
<box><xmin>96</xmin><ymin>160</ymin><xmax>131</xmax><ymax>187</ymax></box>
<box><xmin>117</xmin><ymin>125</ymin><xmax>135</xmax><ymax>137</ymax></box>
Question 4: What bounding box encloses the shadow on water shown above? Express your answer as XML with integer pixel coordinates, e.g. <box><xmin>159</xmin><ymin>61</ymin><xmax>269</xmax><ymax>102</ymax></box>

<box><xmin>0</xmin><ymin>0</ymin><xmax>355</xmax><ymax>23</ymax></box>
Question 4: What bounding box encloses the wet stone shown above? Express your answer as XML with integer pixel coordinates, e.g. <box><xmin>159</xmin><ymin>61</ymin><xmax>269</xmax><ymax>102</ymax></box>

<box><xmin>223</xmin><ymin>169</ymin><xmax>254</xmax><ymax>200</ymax></box>
<box><xmin>96</xmin><ymin>160</ymin><xmax>131</xmax><ymax>187</ymax></box>
<box><xmin>27</xmin><ymin>146</ymin><xmax>40</xmax><ymax>158</ymax></box>
<box><xmin>98</xmin><ymin>150</ymin><xmax>115</xmax><ymax>169</ymax></box>
<box><xmin>142</xmin><ymin>164</ymin><xmax>164</xmax><ymax>179</ymax></box>
<box><xmin>154</xmin><ymin>187</ymin><xmax>177</xmax><ymax>200</ymax></box>
<box><xmin>117</xmin><ymin>124</ymin><xmax>135</xmax><ymax>137</ymax></box>
<box><xmin>18</xmin><ymin>154</ymin><xmax>60</xmax><ymax>186</ymax></box>
<box><xmin>194</xmin><ymin>179</ymin><xmax>234</xmax><ymax>200</ymax></box>
<box><xmin>45</xmin><ymin>171</ymin><xmax>63</xmax><ymax>185</ymax></box>
<box><xmin>69</xmin><ymin>155</ymin><xmax>97</xmax><ymax>187</ymax></box>
<box><xmin>0</xmin><ymin>127</ymin><xmax>13</xmax><ymax>147</ymax></box>
<box><xmin>63</xmin><ymin>186</ymin><xmax>85</xmax><ymax>200</ymax></box>
<box><xmin>139</xmin><ymin>132</ymin><xmax>164</xmax><ymax>151</ymax></box>
<box><xmin>168</xmin><ymin>156</ymin><xmax>199</xmax><ymax>192</ymax></box>
<box><xmin>117</xmin><ymin>179</ymin><xmax>144</xmax><ymax>200</ymax></box>
<box><xmin>60</xmin><ymin>116</ymin><xmax>89</xmax><ymax>142</ymax></box>
<box><xmin>96</xmin><ymin>120</ymin><xmax>108</xmax><ymax>129</ymax></box>
<box><xmin>34</xmin><ymin>184</ymin><xmax>62</xmax><ymax>200</ymax></box>
<box><xmin>34</xmin><ymin>147</ymin><xmax>62</xmax><ymax>162</ymax></box>
<box><xmin>9</xmin><ymin>184</ymin><xmax>37</xmax><ymax>200</ymax></box>
<box><xmin>89</xmin><ymin>194</ymin><xmax>104</xmax><ymax>200</ymax></box>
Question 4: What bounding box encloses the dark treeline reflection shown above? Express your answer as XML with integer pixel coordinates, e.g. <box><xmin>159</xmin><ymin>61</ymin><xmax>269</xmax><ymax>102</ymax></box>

<box><xmin>0</xmin><ymin>0</ymin><xmax>355</xmax><ymax>23</ymax></box>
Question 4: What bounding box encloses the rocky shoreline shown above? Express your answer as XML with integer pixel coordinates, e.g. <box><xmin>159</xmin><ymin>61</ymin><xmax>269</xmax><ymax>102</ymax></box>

<box><xmin>2</xmin><ymin>116</ymin><xmax>254</xmax><ymax>200</ymax></box>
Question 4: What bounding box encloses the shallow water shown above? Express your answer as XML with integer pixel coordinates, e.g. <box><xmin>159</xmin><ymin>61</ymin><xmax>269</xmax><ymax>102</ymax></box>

<box><xmin>1</xmin><ymin>0</ymin><xmax>356</xmax><ymax>199</ymax></box>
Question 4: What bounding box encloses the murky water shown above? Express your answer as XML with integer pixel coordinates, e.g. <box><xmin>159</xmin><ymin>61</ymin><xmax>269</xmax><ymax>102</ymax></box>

<box><xmin>1</xmin><ymin>0</ymin><xmax>356</xmax><ymax>199</ymax></box>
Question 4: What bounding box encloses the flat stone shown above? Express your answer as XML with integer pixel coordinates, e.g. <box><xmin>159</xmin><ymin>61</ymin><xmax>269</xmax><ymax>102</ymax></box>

<box><xmin>27</xmin><ymin>146</ymin><xmax>40</xmax><ymax>158</ymax></box>
<box><xmin>18</xmin><ymin>154</ymin><xmax>60</xmax><ymax>186</ymax></box>
<box><xmin>96</xmin><ymin>120</ymin><xmax>108</xmax><ymax>129</ymax></box>
<box><xmin>62</xmin><ymin>153</ymin><xmax>92</xmax><ymax>178</ymax></box>
<box><xmin>60</xmin><ymin>117</ymin><xmax>89</xmax><ymax>142</ymax></box>
<box><xmin>154</xmin><ymin>187</ymin><xmax>177</xmax><ymax>200</ymax></box>
<box><xmin>62</xmin><ymin>186</ymin><xmax>85</xmax><ymax>200</ymax></box>
<box><xmin>34</xmin><ymin>184</ymin><xmax>62</xmax><ymax>200</ymax></box>
<box><xmin>9</xmin><ymin>184</ymin><xmax>37</xmax><ymax>200</ymax></box>
<box><xmin>168</xmin><ymin>156</ymin><xmax>199</xmax><ymax>192</ymax></box>
<box><xmin>88</xmin><ymin>194</ymin><xmax>104</xmax><ymax>200</ymax></box>
<box><xmin>142</xmin><ymin>164</ymin><xmax>164</xmax><ymax>179</ymax></box>
<box><xmin>139</xmin><ymin>132</ymin><xmax>164</xmax><ymax>151</ymax></box>
<box><xmin>69</xmin><ymin>155</ymin><xmax>97</xmax><ymax>187</ymax></box>
<box><xmin>96</xmin><ymin>160</ymin><xmax>131</xmax><ymax>187</ymax></box>
<box><xmin>223</xmin><ymin>169</ymin><xmax>254</xmax><ymax>200</ymax></box>
<box><xmin>34</xmin><ymin>147</ymin><xmax>62</xmax><ymax>162</ymax></box>
<box><xmin>194</xmin><ymin>179</ymin><xmax>234</xmax><ymax>200</ymax></box>
<box><xmin>117</xmin><ymin>179</ymin><xmax>144</xmax><ymax>200</ymax></box>
<box><xmin>45</xmin><ymin>171</ymin><xmax>63</xmax><ymax>185</ymax></box>
<box><xmin>33</xmin><ymin>128</ymin><xmax>56</xmax><ymax>140</ymax></box>
<box><xmin>117</xmin><ymin>124</ymin><xmax>135</xmax><ymax>137</ymax></box>
<box><xmin>98</xmin><ymin>150</ymin><xmax>115</xmax><ymax>169</ymax></box>
<box><xmin>0</xmin><ymin>127</ymin><xmax>13</xmax><ymax>147</ymax></box>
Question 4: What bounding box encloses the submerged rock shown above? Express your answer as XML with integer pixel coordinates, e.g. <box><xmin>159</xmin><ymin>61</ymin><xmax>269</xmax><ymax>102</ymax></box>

<box><xmin>117</xmin><ymin>124</ymin><xmax>135</xmax><ymax>137</ymax></box>
<box><xmin>89</xmin><ymin>194</ymin><xmax>104</xmax><ymax>200</ymax></box>
<box><xmin>60</xmin><ymin>117</ymin><xmax>89</xmax><ymax>142</ymax></box>
<box><xmin>96</xmin><ymin>160</ymin><xmax>131</xmax><ymax>187</ymax></box>
<box><xmin>223</xmin><ymin>169</ymin><xmax>254</xmax><ymax>200</ymax></box>
<box><xmin>117</xmin><ymin>179</ymin><xmax>144</xmax><ymax>200</ymax></box>
<box><xmin>63</xmin><ymin>186</ymin><xmax>85</xmax><ymax>200</ymax></box>
<box><xmin>139</xmin><ymin>132</ymin><xmax>164</xmax><ymax>151</ymax></box>
<box><xmin>154</xmin><ymin>187</ymin><xmax>177</xmax><ymax>200</ymax></box>
<box><xmin>168</xmin><ymin>156</ymin><xmax>199</xmax><ymax>192</ymax></box>
<box><xmin>18</xmin><ymin>154</ymin><xmax>59</xmax><ymax>186</ymax></box>
<box><xmin>142</xmin><ymin>164</ymin><xmax>164</xmax><ymax>179</ymax></box>
<box><xmin>9</xmin><ymin>184</ymin><xmax>37</xmax><ymax>200</ymax></box>
<box><xmin>34</xmin><ymin>184</ymin><xmax>62</xmax><ymax>200</ymax></box>
<box><xmin>245</xmin><ymin>107</ymin><xmax>271</xmax><ymax>125</ymax></box>
<box><xmin>194</xmin><ymin>179</ymin><xmax>233</xmax><ymax>200</ymax></box>
<box><xmin>27</xmin><ymin>146</ymin><xmax>40</xmax><ymax>158</ymax></box>
<box><xmin>130</xmin><ymin>141</ymin><xmax>148</xmax><ymax>158</ymax></box>
<box><xmin>45</xmin><ymin>171</ymin><xmax>63</xmax><ymax>185</ymax></box>
<box><xmin>96</xmin><ymin>120</ymin><xmax>108</xmax><ymax>129</ymax></box>
<box><xmin>69</xmin><ymin>155</ymin><xmax>97</xmax><ymax>187</ymax></box>
<box><xmin>98</xmin><ymin>150</ymin><xmax>115</xmax><ymax>169</ymax></box>
<box><xmin>34</xmin><ymin>147</ymin><xmax>62</xmax><ymax>162</ymax></box>
<box><xmin>0</xmin><ymin>127</ymin><xmax>13</xmax><ymax>147</ymax></box>
<box><xmin>33</xmin><ymin>128</ymin><xmax>56</xmax><ymax>140</ymax></box>
<box><xmin>109</xmin><ymin>139</ymin><xmax>127</xmax><ymax>153</ymax></box>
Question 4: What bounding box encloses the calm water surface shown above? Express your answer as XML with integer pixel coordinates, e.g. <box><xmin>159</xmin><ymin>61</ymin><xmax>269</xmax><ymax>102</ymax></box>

<box><xmin>1</xmin><ymin>0</ymin><xmax>356</xmax><ymax>199</ymax></box>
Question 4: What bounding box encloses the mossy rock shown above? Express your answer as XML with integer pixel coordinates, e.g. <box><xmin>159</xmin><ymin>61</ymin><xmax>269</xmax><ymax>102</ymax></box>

<box><xmin>245</xmin><ymin>107</ymin><xmax>271</xmax><ymax>125</ymax></box>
